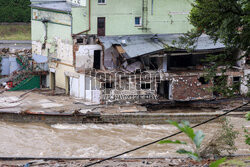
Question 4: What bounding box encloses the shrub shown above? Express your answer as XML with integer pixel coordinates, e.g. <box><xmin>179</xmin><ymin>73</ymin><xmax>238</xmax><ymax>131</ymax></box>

<box><xmin>200</xmin><ymin>118</ymin><xmax>239</xmax><ymax>158</ymax></box>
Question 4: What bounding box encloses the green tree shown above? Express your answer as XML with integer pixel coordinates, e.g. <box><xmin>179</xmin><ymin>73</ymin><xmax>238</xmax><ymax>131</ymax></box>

<box><xmin>178</xmin><ymin>0</ymin><xmax>250</xmax><ymax>96</ymax></box>
<box><xmin>0</xmin><ymin>0</ymin><xmax>31</xmax><ymax>22</ymax></box>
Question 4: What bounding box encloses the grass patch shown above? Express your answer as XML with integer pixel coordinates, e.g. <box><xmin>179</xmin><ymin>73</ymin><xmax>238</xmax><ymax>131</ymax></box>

<box><xmin>0</xmin><ymin>24</ymin><xmax>31</xmax><ymax>40</ymax></box>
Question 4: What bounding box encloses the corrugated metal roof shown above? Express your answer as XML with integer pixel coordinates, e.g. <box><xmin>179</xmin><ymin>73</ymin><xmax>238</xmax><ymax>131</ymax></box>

<box><xmin>31</xmin><ymin>2</ymin><xmax>79</xmax><ymax>12</ymax></box>
<box><xmin>99</xmin><ymin>34</ymin><xmax>225</xmax><ymax>59</ymax></box>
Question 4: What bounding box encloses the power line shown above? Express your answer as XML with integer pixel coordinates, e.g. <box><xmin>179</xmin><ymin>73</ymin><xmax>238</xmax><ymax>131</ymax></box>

<box><xmin>84</xmin><ymin>102</ymin><xmax>249</xmax><ymax>167</ymax></box>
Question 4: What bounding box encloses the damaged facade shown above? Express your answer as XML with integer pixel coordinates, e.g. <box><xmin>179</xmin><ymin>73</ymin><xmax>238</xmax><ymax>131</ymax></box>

<box><xmin>30</xmin><ymin>0</ymin><xmax>249</xmax><ymax>104</ymax></box>
<box><xmin>0</xmin><ymin>46</ymin><xmax>49</xmax><ymax>90</ymax></box>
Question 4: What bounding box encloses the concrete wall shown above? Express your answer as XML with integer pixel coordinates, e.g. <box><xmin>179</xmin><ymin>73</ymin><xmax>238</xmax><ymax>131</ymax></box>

<box><xmin>0</xmin><ymin>111</ymin><xmax>244</xmax><ymax>125</ymax></box>
<box><xmin>75</xmin><ymin>44</ymin><xmax>103</xmax><ymax>71</ymax></box>
<box><xmin>241</xmin><ymin>69</ymin><xmax>250</xmax><ymax>95</ymax></box>
<box><xmin>31</xmin><ymin>8</ymin><xmax>74</xmax><ymax>90</ymax></box>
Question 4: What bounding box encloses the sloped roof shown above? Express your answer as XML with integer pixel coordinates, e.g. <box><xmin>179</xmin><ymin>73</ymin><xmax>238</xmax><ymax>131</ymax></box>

<box><xmin>99</xmin><ymin>34</ymin><xmax>225</xmax><ymax>59</ymax></box>
<box><xmin>31</xmin><ymin>2</ymin><xmax>79</xmax><ymax>12</ymax></box>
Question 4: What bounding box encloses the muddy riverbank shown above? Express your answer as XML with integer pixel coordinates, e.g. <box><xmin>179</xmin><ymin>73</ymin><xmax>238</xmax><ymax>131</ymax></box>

<box><xmin>0</xmin><ymin>117</ymin><xmax>249</xmax><ymax>158</ymax></box>
<box><xmin>0</xmin><ymin>91</ymin><xmax>249</xmax><ymax>124</ymax></box>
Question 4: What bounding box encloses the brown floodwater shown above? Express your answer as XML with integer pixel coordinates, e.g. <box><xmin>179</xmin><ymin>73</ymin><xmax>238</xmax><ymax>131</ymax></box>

<box><xmin>0</xmin><ymin>117</ymin><xmax>249</xmax><ymax>158</ymax></box>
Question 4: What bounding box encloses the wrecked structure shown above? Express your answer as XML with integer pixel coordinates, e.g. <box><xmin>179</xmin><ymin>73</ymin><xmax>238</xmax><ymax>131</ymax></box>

<box><xmin>0</xmin><ymin>47</ymin><xmax>48</xmax><ymax>90</ymax></box>
<box><xmin>30</xmin><ymin>0</ymin><xmax>249</xmax><ymax>104</ymax></box>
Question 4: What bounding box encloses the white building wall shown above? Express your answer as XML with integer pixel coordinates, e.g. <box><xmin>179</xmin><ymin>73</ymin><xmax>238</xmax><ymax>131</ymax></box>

<box><xmin>241</xmin><ymin>69</ymin><xmax>250</xmax><ymax>95</ymax></box>
<box><xmin>70</xmin><ymin>77</ymin><xmax>80</xmax><ymax>97</ymax></box>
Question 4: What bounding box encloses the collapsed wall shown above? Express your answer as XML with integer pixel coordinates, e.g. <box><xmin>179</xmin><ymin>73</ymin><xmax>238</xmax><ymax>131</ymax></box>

<box><xmin>0</xmin><ymin>48</ymin><xmax>32</xmax><ymax>77</ymax></box>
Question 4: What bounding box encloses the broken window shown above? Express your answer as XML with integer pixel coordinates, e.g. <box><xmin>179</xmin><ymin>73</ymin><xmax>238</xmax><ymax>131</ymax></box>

<box><xmin>104</xmin><ymin>82</ymin><xmax>113</xmax><ymax>89</ymax></box>
<box><xmin>149</xmin><ymin>57</ymin><xmax>158</xmax><ymax>70</ymax></box>
<box><xmin>213</xmin><ymin>76</ymin><xmax>228</xmax><ymax>96</ymax></box>
<box><xmin>141</xmin><ymin>83</ymin><xmax>151</xmax><ymax>89</ymax></box>
<box><xmin>157</xmin><ymin>81</ymin><xmax>169</xmax><ymax>99</ymax></box>
<box><xmin>169</xmin><ymin>55</ymin><xmax>193</xmax><ymax>67</ymax></box>
<box><xmin>77</xmin><ymin>38</ymin><xmax>84</xmax><ymax>44</ymax></box>
<box><xmin>169</xmin><ymin>54</ymin><xmax>206</xmax><ymax>69</ymax></box>
<box><xmin>198</xmin><ymin>77</ymin><xmax>209</xmax><ymax>84</ymax></box>
<box><xmin>233</xmin><ymin>76</ymin><xmax>241</xmax><ymax>93</ymax></box>
<box><xmin>94</xmin><ymin>50</ymin><xmax>101</xmax><ymax>69</ymax></box>
<box><xmin>40</xmin><ymin>75</ymin><xmax>47</xmax><ymax>88</ymax></box>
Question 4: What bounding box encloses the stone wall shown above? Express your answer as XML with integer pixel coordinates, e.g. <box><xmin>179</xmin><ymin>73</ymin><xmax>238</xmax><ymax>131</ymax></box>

<box><xmin>0</xmin><ymin>112</ymin><xmax>245</xmax><ymax>125</ymax></box>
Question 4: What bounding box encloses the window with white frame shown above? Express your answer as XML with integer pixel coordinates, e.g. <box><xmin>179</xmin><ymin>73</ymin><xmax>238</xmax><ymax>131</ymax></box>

<box><xmin>135</xmin><ymin>17</ymin><xmax>141</xmax><ymax>26</ymax></box>
<box><xmin>98</xmin><ymin>0</ymin><xmax>106</xmax><ymax>4</ymax></box>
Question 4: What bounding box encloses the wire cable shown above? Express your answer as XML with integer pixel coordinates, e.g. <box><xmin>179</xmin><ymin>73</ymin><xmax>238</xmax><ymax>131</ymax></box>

<box><xmin>84</xmin><ymin>101</ymin><xmax>249</xmax><ymax>167</ymax></box>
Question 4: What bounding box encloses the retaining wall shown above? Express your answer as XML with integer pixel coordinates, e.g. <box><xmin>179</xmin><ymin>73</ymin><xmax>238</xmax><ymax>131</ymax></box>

<box><xmin>0</xmin><ymin>111</ymin><xmax>245</xmax><ymax>125</ymax></box>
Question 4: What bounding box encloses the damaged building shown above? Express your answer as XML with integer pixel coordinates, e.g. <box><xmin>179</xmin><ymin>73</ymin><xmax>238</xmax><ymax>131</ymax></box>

<box><xmin>30</xmin><ymin>0</ymin><xmax>249</xmax><ymax>104</ymax></box>
<box><xmin>0</xmin><ymin>42</ymin><xmax>48</xmax><ymax>91</ymax></box>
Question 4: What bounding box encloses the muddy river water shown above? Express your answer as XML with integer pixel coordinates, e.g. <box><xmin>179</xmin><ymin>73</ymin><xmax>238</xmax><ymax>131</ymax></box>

<box><xmin>0</xmin><ymin>117</ymin><xmax>249</xmax><ymax>158</ymax></box>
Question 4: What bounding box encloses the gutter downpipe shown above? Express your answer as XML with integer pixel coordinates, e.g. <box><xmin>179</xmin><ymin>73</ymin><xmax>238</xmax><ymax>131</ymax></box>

<box><xmin>72</xmin><ymin>0</ymin><xmax>91</xmax><ymax>37</ymax></box>
<box><xmin>72</xmin><ymin>0</ymin><xmax>91</xmax><ymax>67</ymax></box>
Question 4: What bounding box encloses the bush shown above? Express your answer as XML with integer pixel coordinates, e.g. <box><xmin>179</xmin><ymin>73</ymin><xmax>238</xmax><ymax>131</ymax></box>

<box><xmin>200</xmin><ymin>118</ymin><xmax>239</xmax><ymax>158</ymax></box>
<box><xmin>0</xmin><ymin>0</ymin><xmax>31</xmax><ymax>22</ymax></box>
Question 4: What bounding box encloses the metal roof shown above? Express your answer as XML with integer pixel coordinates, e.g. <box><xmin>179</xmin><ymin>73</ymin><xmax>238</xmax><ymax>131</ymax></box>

<box><xmin>31</xmin><ymin>2</ymin><xmax>79</xmax><ymax>12</ymax></box>
<box><xmin>99</xmin><ymin>34</ymin><xmax>225</xmax><ymax>59</ymax></box>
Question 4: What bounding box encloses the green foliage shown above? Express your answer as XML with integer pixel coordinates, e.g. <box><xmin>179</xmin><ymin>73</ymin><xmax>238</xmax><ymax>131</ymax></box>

<box><xmin>159</xmin><ymin>120</ymin><xmax>204</xmax><ymax>161</ymax></box>
<box><xmin>158</xmin><ymin>140</ymin><xmax>186</xmax><ymax>145</ymax></box>
<box><xmin>0</xmin><ymin>0</ymin><xmax>31</xmax><ymax>22</ymax></box>
<box><xmin>246</xmin><ymin>112</ymin><xmax>250</xmax><ymax>121</ymax></box>
<box><xmin>243</xmin><ymin>112</ymin><xmax>250</xmax><ymax>145</ymax></box>
<box><xmin>177</xmin><ymin>0</ymin><xmax>250</xmax><ymax>96</ymax></box>
<box><xmin>200</xmin><ymin>118</ymin><xmax>239</xmax><ymax>158</ymax></box>
<box><xmin>177</xmin><ymin>149</ymin><xmax>200</xmax><ymax>161</ymax></box>
<box><xmin>189</xmin><ymin>0</ymin><xmax>250</xmax><ymax>54</ymax></box>
<box><xmin>209</xmin><ymin>158</ymin><xmax>227</xmax><ymax>167</ymax></box>
<box><xmin>0</xmin><ymin>24</ymin><xmax>31</xmax><ymax>40</ymax></box>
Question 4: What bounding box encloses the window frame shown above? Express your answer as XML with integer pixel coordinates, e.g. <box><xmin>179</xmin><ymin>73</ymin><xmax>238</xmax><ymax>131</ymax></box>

<box><xmin>135</xmin><ymin>17</ymin><xmax>142</xmax><ymax>27</ymax></box>
<box><xmin>98</xmin><ymin>0</ymin><xmax>106</xmax><ymax>5</ymax></box>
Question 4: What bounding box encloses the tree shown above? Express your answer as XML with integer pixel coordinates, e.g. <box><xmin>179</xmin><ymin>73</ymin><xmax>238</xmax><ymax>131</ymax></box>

<box><xmin>0</xmin><ymin>0</ymin><xmax>31</xmax><ymax>22</ymax></box>
<box><xmin>179</xmin><ymin>0</ymin><xmax>250</xmax><ymax>96</ymax></box>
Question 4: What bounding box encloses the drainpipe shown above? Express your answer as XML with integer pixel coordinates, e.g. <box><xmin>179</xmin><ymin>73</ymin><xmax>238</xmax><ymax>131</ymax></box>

<box><xmin>72</xmin><ymin>0</ymin><xmax>91</xmax><ymax>37</ymax></box>
<box><xmin>42</xmin><ymin>19</ymin><xmax>49</xmax><ymax>50</ymax></box>
<box><xmin>72</xmin><ymin>0</ymin><xmax>91</xmax><ymax>68</ymax></box>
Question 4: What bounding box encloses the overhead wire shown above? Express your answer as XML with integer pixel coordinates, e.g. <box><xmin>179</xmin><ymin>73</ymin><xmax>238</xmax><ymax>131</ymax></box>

<box><xmin>84</xmin><ymin>101</ymin><xmax>249</xmax><ymax>167</ymax></box>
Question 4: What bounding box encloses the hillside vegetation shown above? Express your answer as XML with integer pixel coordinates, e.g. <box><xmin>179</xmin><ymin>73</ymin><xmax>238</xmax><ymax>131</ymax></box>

<box><xmin>0</xmin><ymin>0</ymin><xmax>30</xmax><ymax>22</ymax></box>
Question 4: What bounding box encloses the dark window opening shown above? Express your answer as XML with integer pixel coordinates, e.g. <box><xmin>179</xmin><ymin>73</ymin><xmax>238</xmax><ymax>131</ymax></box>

<box><xmin>77</xmin><ymin>38</ymin><xmax>83</xmax><ymax>43</ymax></box>
<box><xmin>233</xmin><ymin>76</ymin><xmax>241</xmax><ymax>93</ymax></box>
<box><xmin>149</xmin><ymin>57</ymin><xmax>158</xmax><ymax>70</ymax></box>
<box><xmin>135</xmin><ymin>17</ymin><xmax>141</xmax><ymax>26</ymax></box>
<box><xmin>157</xmin><ymin>81</ymin><xmax>169</xmax><ymax>99</ymax></box>
<box><xmin>104</xmin><ymin>82</ymin><xmax>113</xmax><ymax>89</ymax></box>
<box><xmin>169</xmin><ymin>54</ymin><xmax>208</xmax><ymax>69</ymax></box>
<box><xmin>97</xmin><ymin>17</ymin><xmax>105</xmax><ymax>36</ymax></box>
<box><xmin>233</xmin><ymin>76</ymin><xmax>240</xmax><ymax>82</ymax></box>
<box><xmin>40</xmin><ymin>75</ymin><xmax>47</xmax><ymax>88</ymax></box>
<box><xmin>213</xmin><ymin>76</ymin><xmax>228</xmax><ymax>96</ymax></box>
<box><xmin>198</xmin><ymin>77</ymin><xmax>209</xmax><ymax>84</ymax></box>
<box><xmin>94</xmin><ymin>50</ymin><xmax>101</xmax><ymax>69</ymax></box>
<box><xmin>141</xmin><ymin>83</ymin><xmax>151</xmax><ymax>89</ymax></box>
<box><xmin>51</xmin><ymin>72</ymin><xmax>56</xmax><ymax>90</ymax></box>
<box><xmin>170</xmin><ymin>55</ymin><xmax>193</xmax><ymax>67</ymax></box>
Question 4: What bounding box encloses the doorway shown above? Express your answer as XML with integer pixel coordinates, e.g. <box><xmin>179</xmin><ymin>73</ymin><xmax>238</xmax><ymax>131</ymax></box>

<box><xmin>50</xmin><ymin>72</ymin><xmax>55</xmax><ymax>90</ymax></box>
<box><xmin>65</xmin><ymin>76</ymin><xmax>70</xmax><ymax>95</ymax></box>
<box><xmin>97</xmin><ymin>17</ymin><xmax>105</xmax><ymax>36</ymax></box>
<box><xmin>94</xmin><ymin>50</ymin><xmax>101</xmax><ymax>69</ymax></box>
<box><xmin>157</xmin><ymin>81</ymin><xmax>169</xmax><ymax>99</ymax></box>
